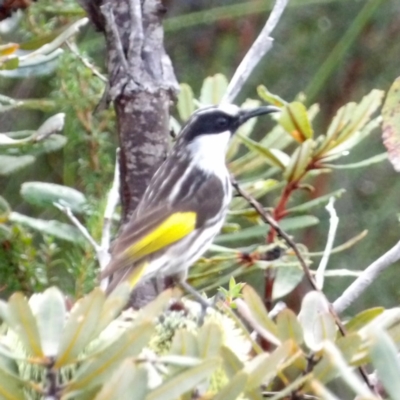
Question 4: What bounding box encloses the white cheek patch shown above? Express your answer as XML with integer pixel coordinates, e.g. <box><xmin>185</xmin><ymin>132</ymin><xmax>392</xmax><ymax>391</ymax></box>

<box><xmin>187</xmin><ymin>130</ymin><xmax>231</xmax><ymax>176</ymax></box>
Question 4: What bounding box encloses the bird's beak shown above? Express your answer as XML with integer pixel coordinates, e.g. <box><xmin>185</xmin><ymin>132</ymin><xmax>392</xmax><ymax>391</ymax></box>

<box><xmin>238</xmin><ymin>105</ymin><xmax>281</xmax><ymax>125</ymax></box>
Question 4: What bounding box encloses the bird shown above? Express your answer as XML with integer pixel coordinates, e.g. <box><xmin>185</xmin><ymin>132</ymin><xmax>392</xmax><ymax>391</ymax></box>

<box><xmin>101</xmin><ymin>103</ymin><xmax>280</xmax><ymax>297</ymax></box>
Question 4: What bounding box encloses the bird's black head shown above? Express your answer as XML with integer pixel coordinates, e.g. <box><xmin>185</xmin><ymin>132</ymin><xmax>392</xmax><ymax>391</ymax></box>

<box><xmin>180</xmin><ymin>104</ymin><xmax>280</xmax><ymax>143</ymax></box>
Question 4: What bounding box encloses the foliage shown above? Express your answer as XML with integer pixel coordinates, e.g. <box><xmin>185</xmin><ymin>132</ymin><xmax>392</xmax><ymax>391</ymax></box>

<box><xmin>1</xmin><ymin>0</ymin><xmax>400</xmax><ymax>398</ymax></box>
<box><xmin>0</xmin><ymin>284</ymin><xmax>399</xmax><ymax>399</ymax></box>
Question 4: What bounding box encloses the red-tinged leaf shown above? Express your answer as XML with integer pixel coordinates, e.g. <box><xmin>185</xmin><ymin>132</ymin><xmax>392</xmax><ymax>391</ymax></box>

<box><xmin>382</xmin><ymin>76</ymin><xmax>400</xmax><ymax>172</ymax></box>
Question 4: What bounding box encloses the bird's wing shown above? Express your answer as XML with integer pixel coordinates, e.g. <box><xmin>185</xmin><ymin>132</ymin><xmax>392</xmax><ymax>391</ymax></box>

<box><xmin>101</xmin><ymin>206</ymin><xmax>197</xmax><ymax>280</ymax></box>
<box><xmin>102</xmin><ymin>169</ymin><xmax>226</xmax><ymax>291</ymax></box>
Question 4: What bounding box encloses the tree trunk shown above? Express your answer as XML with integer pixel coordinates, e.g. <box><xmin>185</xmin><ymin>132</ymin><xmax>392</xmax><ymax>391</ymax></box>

<box><xmin>81</xmin><ymin>0</ymin><xmax>178</xmax><ymax>308</ymax></box>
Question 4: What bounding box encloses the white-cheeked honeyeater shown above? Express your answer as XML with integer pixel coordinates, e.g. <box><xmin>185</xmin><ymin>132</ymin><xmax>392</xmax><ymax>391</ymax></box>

<box><xmin>102</xmin><ymin>103</ymin><xmax>279</xmax><ymax>295</ymax></box>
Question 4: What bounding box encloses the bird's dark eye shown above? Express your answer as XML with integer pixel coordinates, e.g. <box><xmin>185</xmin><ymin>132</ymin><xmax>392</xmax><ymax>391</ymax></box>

<box><xmin>215</xmin><ymin>117</ymin><xmax>229</xmax><ymax>129</ymax></box>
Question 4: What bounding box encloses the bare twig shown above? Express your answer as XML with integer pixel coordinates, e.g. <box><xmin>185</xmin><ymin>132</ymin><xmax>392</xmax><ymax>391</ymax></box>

<box><xmin>231</xmin><ymin>178</ymin><xmax>375</xmax><ymax>391</ymax></box>
<box><xmin>316</xmin><ymin>197</ymin><xmax>338</xmax><ymax>290</ymax></box>
<box><xmin>66</xmin><ymin>40</ymin><xmax>107</xmax><ymax>82</ymax></box>
<box><xmin>333</xmin><ymin>239</ymin><xmax>400</xmax><ymax>314</ymax></box>
<box><xmin>222</xmin><ymin>0</ymin><xmax>289</xmax><ymax>103</ymax></box>
<box><xmin>101</xmin><ymin>148</ymin><xmax>120</xmax><ymax>254</ymax></box>
<box><xmin>54</xmin><ymin>202</ymin><xmax>100</xmax><ymax>252</ymax></box>
<box><xmin>55</xmin><ymin>152</ymin><xmax>121</xmax><ymax>290</ymax></box>
<box><xmin>231</xmin><ymin>177</ymin><xmax>314</xmax><ymax>291</ymax></box>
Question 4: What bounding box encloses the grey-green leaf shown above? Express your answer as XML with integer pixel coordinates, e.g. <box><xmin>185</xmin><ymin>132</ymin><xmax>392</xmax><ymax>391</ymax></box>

<box><xmin>10</xmin><ymin>212</ymin><xmax>84</xmax><ymax>244</ymax></box>
<box><xmin>94</xmin><ymin>360</ymin><xmax>148</xmax><ymax>400</ymax></box>
<box><xmin>66</xmin><ymin>321</ymin><xmax>154</xmax><ymax>392</ymax></box>
<box><xmin>1</xmin><ymin>293</ymin><xmax>44</xmax><ymax>357</ymax></box>
<box><xmin>35</xmin><ymin>287</ymin><xmax>66</xmax><ymax>357</ymax></box>
<box><xmin>55</xmin><ymin>288</ymin><xmax>105</xmax><ymax>367</ymax></box>
<box><xmin>0</xmin><ymin>155</ymin><xmax>35</xmax><ymax>176</ymax></box>
<box><xmin>21</xmin><ymin>181</ymin><xmax>87</xmax><ymax>214</ymax></box>
<box><xmin>146</xmin><ymin>358</ymin><xmax>219</xmax><ymax>400</ymax></box>
<box><xmin>213</xmin><ymin>371</ymin><xmax>247</xmax><ymax>400</ymax></box>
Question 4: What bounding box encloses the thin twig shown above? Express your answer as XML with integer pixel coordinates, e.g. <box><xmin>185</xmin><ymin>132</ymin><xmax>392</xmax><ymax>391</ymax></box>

<box><xmin>333</xmin><ymin>239</ymin><xmax>400</xmax><ymax>314</ymax></box>
<box><xmin>101</xmin><ymin>148</ymin><xmax>120</xmax><ymax>253</ymax></box>
<box><xmin>54</xmin><ymin>202</ymin><xmax>100</xmax><ymax>252</ymax></box>
<box><xmin>316</xmin><ymin>197</ymin><xmax>338</xmax><ymax>290</ymax></box>
<box><xmin>222</xmin><ymin>0</ymin><xmax>289</xmax><ymax>103</ymax></box>
<box><xmin>231</xmin><ymin>177</ymin><xmax>314</xmax><ymax>291</ymax></box>
<box><xmin>66</xmin><ymin>40</ymin><xmax>107</xmax><ymax>82</ymax></box>
<box><xmin>231</xmin><ymin>178</ymin><xmax>375</xmax><ymax>391</ymax></box>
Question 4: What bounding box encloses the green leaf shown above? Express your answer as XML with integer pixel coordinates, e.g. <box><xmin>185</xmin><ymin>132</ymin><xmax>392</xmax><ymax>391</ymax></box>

<box><xmin>0</xmin><ymin>365</ymin><xmax>25</xmax><ymax>400</ymax></box>
<box><xmin>200</xmin><ymin>74</ymin><xmax>228</xmax><ymax>105</ymax></box>
<box><xmin>220</xmin><ymin>345</ymin><xmax>243</xmax><ymax>378</ymax></box>
<box><xmin>0</xmin><ymin>155</ymin><xmax>35</xmax><ymax>176</ymax></box>
<box><xmin>279</xmin><ymin>102</ymin><xmax>314</xmax><ymax>142</ymax></box>
<box><xmin>0</xmin><ymin>195</ymin><xmax>10</xmax><ymax>222</ymax></box>
<box><xmin>286</xmin><ymin>189</ymin><xmax>346</xmax><ymax>214</ymax></box>
<box><xmin>0</xmin><ymin>57</ymin><xmax>19</xmax><ymax>70</ymax></box>
<box><xmin>94</xmin><ymin>360</ymin><xmax>148</xmax><ymax>400</ymax></box>
<box><xmin>93</xmin><ymin>283</ymin><xmax>130</xmax><ymax>337</ymax></box>
<box><xmin>66</xmin><ymin>321</ymin><xmax>154</xmax><ymax>392</ymax></box>
<box><xmin>257</xmin><ymin>85</ymin><xmax>287</xmax><ymax>107</ymax></box>
<box><xmin>21</xmin><ymin>181</ymin><xmax>87</xmax><ymax>214</ymax></box>
<box><xmin>245</xmin><ymin>342</ymin><xmax>293</xmax><ymax>390</ymax></box>
<box><xmin>20</xmin><ymin>30</ymin><xmax>62</xmax><ymax>50</ymax></box>
<box><xmin>369</xmin><ymin>328</ymin><xmax>400</xmax><ymax>399</ymax></box>
<box><xmin>55</xmin><ymin>288</ymin><xmax>105</xmax><ymax>367</ymax></box>
<box><xmin>321</xmin><ymin>342</ymin><xmax>375</xmax><ymax>398</ymax></box>
<box><xmin>216</xmin><ymin>216</ymin><xmax>319</xmax><ymax>244</ymax></box>
<box><xmin>317</xmin><ymin>89</ymin><xmax>384</xmax><ymax>157</ymax></box>
<box><xmin>213</xmin><ymin>371</ymin><xmax>248</xmax><ymax>400</ymax></box>
<box><xmin>273</xmin><ymin>264</ymin><xmax>304</xmax><ymax>300</ymax></box>
<box><xmin>345</xmin><ymin>307</ymin><xmax>385</xmax><ymax>333</ymax></box>
<box><xmin>35</xmin><ymin>287</ymin><xmax>66</xmax><ymax>357</ymax></box>
<box><xmin>146</xmin><ymin>358</ymin><xmax>219</xmax><ymax>400</ymax></box>
<box><xmin>276</xmin><ymin>309</ymin><xmax>303</xmax><ymax>344</ymax></box>
<box><xmin>382</xmin><ymin>76</ymin><xmax>400</xmax><ymax>172</ymax></box>
<box><xmin>0</xmin><ymin>293</ymin><xmax>44</xmax><ymax>357</ymax></box>
<box><xmin>235</xmin><ymin>132</ymin><xmax>288</xmax><ymax>169</ymax></box>
<box><xmin>170</xmin><ymin>330</ymin><xmax>198</xmax><ymax>357</ymax></box>
<box><xmin>308</xmin><ymin>380</ymin><xmax>341</xmax><ymax>400</ymax></box>
<box><xmin>298</xmin><ymin>291</ymin><xmax>336</xmax><ymax>351</ymax></box>
<box><xmin>30</xmin><ymin>134</ymin><xmax>67</xmax><ymax>155</ymax></box>
<box><xmin>177</xmin><ymin>83</ymin><xmax>195</xmax><ymax>121</ymax></box>
<box><xmin>0</xmin><ymin>224</ymin><xmax>11</xmax><ymax>242</ymax></box>
<box><xmin>9</xmin><ymin>212</ymin><xmax>83</xmax><ymax>244</ymax></box>
<box><xmin>198</xmin><ymin>322</ymin><xmax>223</xmax><ymax>358</ymax></box>
<box><xmin>335</xmin><ymin>333</ymin><xmax>364</xmax><ymax>366</ymax></box>
<box><xmin>283</xmin><ymin>139</ymin><xmax>315</xmax><ymax>182</ymax></box>
<box><xmin>323</xmin><ymin>153</ymin><xmax>387</xmax><ymax>170</ymax></box>
<box><xmin>242</xmin><ymin>285</ymin><xmax>279</xmax><ymax>342</ymax></box>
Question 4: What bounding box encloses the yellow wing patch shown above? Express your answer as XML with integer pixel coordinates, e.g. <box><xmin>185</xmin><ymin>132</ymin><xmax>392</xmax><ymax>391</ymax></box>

<box><xmin>128</xmin><ymin>261</ymin><xmax>149</xmax><ymax>289</ymax></box>
<box><xmin>124</xmin><ymin>212</ymin><xmax>197</xmax><ymax>260</ymax></box>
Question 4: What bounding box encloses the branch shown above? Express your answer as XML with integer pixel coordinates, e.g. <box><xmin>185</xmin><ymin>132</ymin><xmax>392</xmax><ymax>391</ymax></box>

<box><xmin>100</xmin><ymin>148</ymin><xmax>120</xmax><ymax>254</ymax></box>
<box><xmin>222</xmin><ymin>0</ymin><xmax>289</xmax><ymax>103</ymax></box>
<box><xmin>65</xmin><ymin>40</ymin><xmax>107</xmax><ymax>82</ymax></box>
<box><xmin>231</xmin><ymin>179</ymin><xmax>375</xmax><ymax>391</ymax></box>
<box><xmin>333</xmin><ymin>239</ymin><xmax>400</xmax><ymax>314</ymax></box>
<box><xmin>231</xmin><ymin>179</ymin><xmax>345</xmax><ymax>332</ymax></box>
<box><xmin>315</xmin><ymin>197</ymin><xmax>339</xmax><ymax>290</ymax></box>
<box><xmin>54</xmin><ymin>202</ymin><xmax>100</xmax><ymax>252</ymax></box>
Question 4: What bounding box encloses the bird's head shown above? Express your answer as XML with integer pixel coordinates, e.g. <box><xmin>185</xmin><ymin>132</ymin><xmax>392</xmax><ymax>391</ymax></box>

<box><xmin>179</xmin><ymin>103</ymin><xmax>280</xmax><ymax>146</ymax></box>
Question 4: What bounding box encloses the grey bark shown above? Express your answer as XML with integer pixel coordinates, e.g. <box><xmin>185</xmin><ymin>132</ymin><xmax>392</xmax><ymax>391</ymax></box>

<box><xmin>81</xmin><ymin>0</ymin><xmax>179</xmax><ymax>308</ymax></box>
